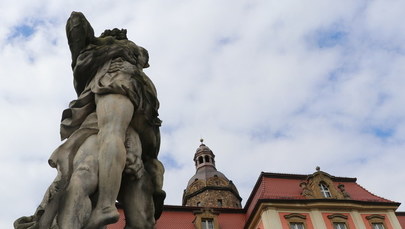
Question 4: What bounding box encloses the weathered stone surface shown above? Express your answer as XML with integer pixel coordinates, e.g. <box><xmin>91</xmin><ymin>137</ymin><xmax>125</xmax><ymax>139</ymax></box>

<box><xmin>14</xmin><ymin>11</ymin><xmax>165</xmax><ymax>229</ymax></box>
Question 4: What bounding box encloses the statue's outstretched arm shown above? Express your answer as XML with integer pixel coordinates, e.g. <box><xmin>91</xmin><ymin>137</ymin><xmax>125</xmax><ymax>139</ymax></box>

<box><xmin>66</xmin><ymin>11</ymin><xmax>95</xmax><ymax>69</ymax></box>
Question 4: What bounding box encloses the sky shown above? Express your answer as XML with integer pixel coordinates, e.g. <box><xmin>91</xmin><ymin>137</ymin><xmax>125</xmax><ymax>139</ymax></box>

<box><xmin>1</xmin><ymin>0</ymin><xmax>405</xmax><ymax>227</ymax></box>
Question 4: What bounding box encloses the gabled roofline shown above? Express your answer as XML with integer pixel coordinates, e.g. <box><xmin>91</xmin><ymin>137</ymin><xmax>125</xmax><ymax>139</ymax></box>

<box><xmin>262</xmin><ymin>171</ymin><xmax>357</xmax><ymax>182</ymax></box>
<box><xmin>243</xmin><ymin>171</ymin><xmax>357</xmax><ymax>209</ymax></box>
<box><xmin>243</xmin><ymin>172</ymin><xmax>265</xmax><ymax>210</ymax></box>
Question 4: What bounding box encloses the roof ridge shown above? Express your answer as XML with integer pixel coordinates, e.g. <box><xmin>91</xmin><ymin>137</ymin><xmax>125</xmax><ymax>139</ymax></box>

<box><xmin>262</xmin><ymin>171</ymin><xmax>356</xmax><ymax>181</ymax></box>
<box><xmin>260</xmin><ymin>175</ymin><xmax>266</xmax><ymax>199</ymax></box>
<box><xmin>354</xmin><ymin>182</ymin><xmax>397</xmax><ymax>203</ymax></box>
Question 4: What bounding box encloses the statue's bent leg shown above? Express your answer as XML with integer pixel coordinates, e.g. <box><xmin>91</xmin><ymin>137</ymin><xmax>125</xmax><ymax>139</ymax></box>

<box><xmin>144</xmin><ymin>158</ymin><xmax>166</xmax><ymax>219</ymax></box>
<box><xmin>119</xmin><ymin>173</ymin><xmax>155</xmax><ymax>229</ymax></box>
<box><xmin>58</xmin><ymin>135</ymin><xmax>98</xmax><ymax>229</ymax></box>
<box><xmin>85</xmin><ymin>93</ymin><xmax>134</xmax><ymax>229</ymax></box>
<box><xmin>139</xmin><ymin>127</ymin><xmax>166</xmax><ymax>219</ymax></box>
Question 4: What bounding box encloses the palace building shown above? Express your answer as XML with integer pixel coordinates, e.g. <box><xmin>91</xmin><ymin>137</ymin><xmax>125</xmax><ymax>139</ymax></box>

<box><xmin>109</xmin><ymin>141</ymin><xmax>405</xmax><ymax>229</ymax></box>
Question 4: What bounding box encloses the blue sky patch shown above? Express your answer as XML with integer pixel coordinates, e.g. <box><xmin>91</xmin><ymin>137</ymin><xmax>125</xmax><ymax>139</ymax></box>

<box><xmin>7</xmin><ymin>18</ymin><xmax>47</xmax><ymax>40</ymax></box>
<box><xmin>218</xmin><ymin>37</ymin><xmax>232</xmax><ymax>45</ymax></box>
<box><xmin>372</xmin><ymin>127</ymin><xmax>394</xmax><ymax>138</ymax></box>
<box><xmin>16</xmin><ymin>24</ymin><xmax>35</xmax><ymax>37</ymax></box>
<box><xmin>309</xmin><ymin>23</ymin><xmax>348</xmax><ymax>48</ymax></box>
<box><xmin>317</xmin><ymin>30</ymin><xmax>347</xmax><ymax>48</ymax></box>
<box><xmin>161</xmin><ymin>154</ymin><xmax>182</xmax><ymax>170</ymax></box>
<box><xmin>364</xmin><ymin>126</ymin><xmax>395</xmax><ymax>139</ymax></box>
<box><xmin>9</xmin><ymin>24</ymin><xmax>35</xmax><ymax>39</ymax></box>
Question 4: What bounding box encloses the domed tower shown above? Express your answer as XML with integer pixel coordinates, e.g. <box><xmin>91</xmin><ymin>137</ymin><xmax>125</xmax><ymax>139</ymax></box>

<box><xmin>182</xmin><ymin>140</ymin><xmax>242</xmax><ymax>208</ymax></box>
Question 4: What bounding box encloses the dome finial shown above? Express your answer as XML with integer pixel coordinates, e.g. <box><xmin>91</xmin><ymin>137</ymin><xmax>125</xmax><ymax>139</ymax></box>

<box><xmin>200</xmin><ymin>138</ymin><xmax>204</xmax><ymax>144</ymax></box>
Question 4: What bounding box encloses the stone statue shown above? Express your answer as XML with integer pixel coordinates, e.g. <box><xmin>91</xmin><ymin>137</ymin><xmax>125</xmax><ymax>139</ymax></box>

<box><xmin>338</xmin><ymin>184</ymin><xmax>351</xmax><ymax>199</ymax></box>
<box><xmin>14</xmin><ymin>11</ymin><xmax>165</xmax><ymax>229</ymax></box>
<box><xmin>299</xmin><ymin>181</ymin><xmax>314</xmax><ymax>198</ymax></box>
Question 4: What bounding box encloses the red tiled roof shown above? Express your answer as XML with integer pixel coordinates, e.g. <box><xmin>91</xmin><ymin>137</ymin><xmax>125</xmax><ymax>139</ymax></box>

<box><xmin>245</xmin><ymin>172</ymin><xmax>399</xmax><ymax>220</ymax></box>
<box><xmin>258</xmin><ymin>177</ymin><xmax>395</xmax><ymax>202</ymax></box>
<box><xmin>155</xmin><ymin>211</ymin><xmax>195</xmax><ymax>229</ymax></box>
<box><xmin>155</xmin><ymin>206</ymin><xmax>246</xmax><ymax>229</ymax></box>
<box><xmin>108</xmin><ymin>205</ymin><xmax>246</xmax><ymax>229</ymax></box>
<box><xmin>217</xmin><ymin>212</ymin><xmax>246</xmax><ymax>228</ymax></box>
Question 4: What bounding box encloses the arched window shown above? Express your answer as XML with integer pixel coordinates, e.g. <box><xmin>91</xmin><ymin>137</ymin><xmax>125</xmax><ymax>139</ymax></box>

<box><xmin>205</xmin><ymin>155</ymin><xmax>210</xmax><ymax>163</ymax></box>
<box><xmin>199</xmin><ymin>156</ymin><xmax>204</xmax><ymax>164</ymax></box>
<box><xmin>319</xmin><ymin>182</ymin><xmax>332</xmax><ymax>198</ymax></box>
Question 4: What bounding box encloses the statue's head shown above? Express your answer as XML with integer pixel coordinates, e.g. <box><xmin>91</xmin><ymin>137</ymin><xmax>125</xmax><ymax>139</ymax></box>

<box><xmin>67</xmin><ymin>12</ymin><xmax>95</xmax><ymax>39</ymax></box>
<box><xmin>100</xmin><ymin>28</ymin><xmax>128</xmax><ymax>40</ymax></box>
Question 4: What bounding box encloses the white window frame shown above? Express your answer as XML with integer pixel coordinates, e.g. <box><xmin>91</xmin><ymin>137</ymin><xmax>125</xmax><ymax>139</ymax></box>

<box><xmin>290</xmin><ymin>222</ymin><xmax>305</xmax><ymax>229</ymax></box>
<box><xmin>202</xmin><ymin>218</ymin><xmax>214</xmax><ymax>229</ymax></box>
<box><xmin>319</xmin><ymin>183</ymin><xmax>332</xmax><ymax>198</ymax></box>
<box><xmin>333</xmin><ymin>222</ymin><xmax>347</xmax><ymax>229</ymax></box>
<box><xmin>372</xmin><ymin>223</ymin><xmax>384</xmax><ymax>229</ymax></box>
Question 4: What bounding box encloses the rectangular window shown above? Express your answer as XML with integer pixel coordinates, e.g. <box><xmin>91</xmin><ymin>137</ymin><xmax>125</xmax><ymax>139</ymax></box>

<box><xmin>217</xmin><ymin>199</ymin><xmax>223</xmax><ymax>207</ymax></box>
<box><xmin>202</xmin><ymin>218</ymin><xmax>214</xmax><ymax>229</ymax></box>
<box><xmin>290</xmin><ymin>222</ymin><xmax>305</xmax><ymax>229</ymax></box>
<box><xmin>333</xmin><ymin>222</ymin><xmax>347</xmax><ymax>229</ymax></box>
<box><xmin>372</xmin><ymin>223</ymin><xmax>384</xmax><ymax>229</ymax></box>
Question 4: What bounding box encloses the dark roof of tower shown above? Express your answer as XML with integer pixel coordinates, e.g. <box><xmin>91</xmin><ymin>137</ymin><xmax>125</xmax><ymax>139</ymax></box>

<box><xmin>194</xmin><ymin>143</ymin><xmax>215</xmax><ymax>159</ymax></box>
<box><xmin>187</xmin><ymin>165</ymin><xmax>229</xmax><ymax>186</ymax></box>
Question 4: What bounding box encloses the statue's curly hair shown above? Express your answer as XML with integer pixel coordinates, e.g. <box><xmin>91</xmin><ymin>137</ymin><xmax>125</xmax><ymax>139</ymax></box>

<box><xmin>100</xmin><ymin>28</ymin><xmax>128</xmax><ymax>40</ymax></box>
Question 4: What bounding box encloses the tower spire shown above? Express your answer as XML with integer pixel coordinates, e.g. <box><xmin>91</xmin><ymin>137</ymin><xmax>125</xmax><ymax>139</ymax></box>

<box><xmin>183</xmin><ymin>141</ymin><xmax>242</xmax><ymax>208</ymax></box>
<box><xmin>194</xmin><ymin>139</ymin><xmax>216</xmax><ymax>170</ymax></box>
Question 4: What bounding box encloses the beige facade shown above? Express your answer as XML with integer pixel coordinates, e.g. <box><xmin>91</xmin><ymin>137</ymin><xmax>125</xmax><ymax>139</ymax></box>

<box><xmin>243</xmin><ymin>169</ymin><xmax>402</xmax><ymax>229</ymax></box>
<box><xmin>249</xmin><ymin>204</ymin><xmax>402</xmax><ymax>229</ymax></box>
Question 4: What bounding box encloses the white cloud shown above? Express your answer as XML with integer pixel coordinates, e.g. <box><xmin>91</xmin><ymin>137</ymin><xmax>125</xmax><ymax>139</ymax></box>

<box><xmin>2</xmin><ymin>0</ymin><xmax>405</xmax><ymax>227</ymax></box>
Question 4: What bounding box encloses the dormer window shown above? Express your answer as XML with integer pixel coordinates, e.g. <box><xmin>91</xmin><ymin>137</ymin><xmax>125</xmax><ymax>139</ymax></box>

<box><xmin>319</xmin><ymin>182</ymin><xmax>332</xmax><ymax>198</ymax></box>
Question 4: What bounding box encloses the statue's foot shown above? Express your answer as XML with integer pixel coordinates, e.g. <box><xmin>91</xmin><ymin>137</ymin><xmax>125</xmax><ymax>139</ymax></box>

<box><xmin>84</xmin><ymin>206</ymin><xmax>119</xmax><ymax>229</ymax></box>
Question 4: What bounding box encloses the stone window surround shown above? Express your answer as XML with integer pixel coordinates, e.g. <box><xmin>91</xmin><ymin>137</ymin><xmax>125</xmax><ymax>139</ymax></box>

<box><xmin>365</xmin><ymin>214</ymin><xmax>387</xmax><ymax>229</ymax></box>
<box><xmin>327</xmin><ymin>213</ymin><xmax>350</xmax><ymax>229</ymax></box>
<box><xmin>193</xmin><ymin>208</ymin><xmax>219</xmax><ymax>229</ymax></box>
<box><xmin>284</xmin><ymin>213</ymin><xmax>307</xmax><ymax>229</ymax></box>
